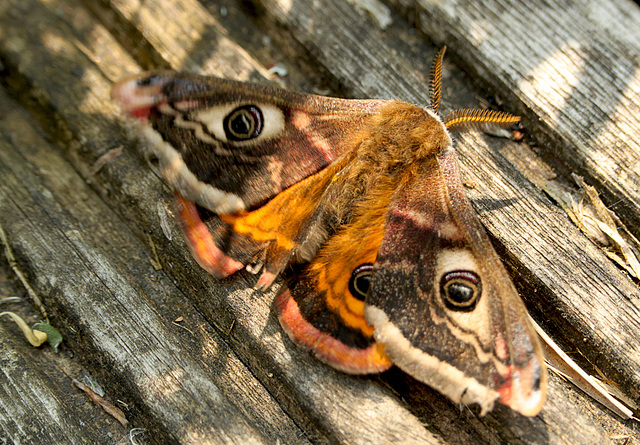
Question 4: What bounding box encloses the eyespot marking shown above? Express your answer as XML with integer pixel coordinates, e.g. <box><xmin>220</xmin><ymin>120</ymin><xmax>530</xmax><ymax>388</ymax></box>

<box><xmin>349</xmin><ymin>263</ymin><xmax>373</xmax><ymax>301</ymax></box>
<box><xmin>224</xmin><ymin>105</ymin><xmax>264</xmax><ymax>141</ymax></box>
<box><xmin>196</xmin><ymin>103</ymin><xmax>285</xmax><ymax>145</ymax></box>
<box><xmin>440</xmin><ymin>270</ymin><xmax>482</xmax><ymax>311</ymax></box>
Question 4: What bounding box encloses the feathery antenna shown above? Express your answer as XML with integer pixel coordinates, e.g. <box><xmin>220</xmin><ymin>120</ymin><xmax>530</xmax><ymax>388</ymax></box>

<box><xmin>429</xmin><ymin>47</ymin><xmax>446</xmax><ymax>114</ymax></box>
<box><xmin>429</xmin><ymin>47</ymin><xmax>521</xmax><ymax>132</ymax></box>
<box><xmin>443</xmin><ymin>109</ymin><xmax>521</xmax><ymax>132</ymax></box>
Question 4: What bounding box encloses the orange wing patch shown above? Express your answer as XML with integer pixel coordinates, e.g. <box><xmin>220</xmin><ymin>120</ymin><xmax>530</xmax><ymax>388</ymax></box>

<box><xmin>276</xmin><ymin>289</ymin><xmax>392</xmax><ymax>373</ymax></box>
<box><xmin>218</xmin><ymin>161</ymin><xmax>345</xmax><ymax>287</ymax></box>
<box><xmin>277</xmin><ymin>175</ymin><xmax>399</xmax><ymax>373</ymax></box>
<box><xmin>175</xmin><ymin>160</ymin><xmax>344</xmax><ymax>285</ymax></box>
<box><xmin>309</xmin><ymin>227</ymin><xmax>382</xmax><ymax>336</ymax></box>
<box><xmin>310</xmin><ymin>178</ymin><xmax>395</xmax><ymax>334</ymax></box>
<box><xmin>219</xmin><ymin>166</ymin><xmax>335</xmax><ymax>250</ymax></box>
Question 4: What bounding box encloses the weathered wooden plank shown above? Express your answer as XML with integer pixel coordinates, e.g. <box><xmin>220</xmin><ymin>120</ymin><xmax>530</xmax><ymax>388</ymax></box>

<box><xmin>0</xmin><ymin>265</ymin><xmax>128</xmax><ymax>444</ymax></box>
<box><xmin>392</xmin><ymin>0</ymin><xmax>640</xmax><ymax>235</ymax></box>
<box><xmin>0</xmin><ymin>326</ymin><xmax>118</xmax><ymax>444</ymax></box>
<box><xmin>0</xmin><ymin>0</ymin><xmax>638</xmax><ymax>443</ymax></box>
<box><xmin>0</xmin><ymin>86</ymin><xmax>308</xmax><ymax>444</ymax></box>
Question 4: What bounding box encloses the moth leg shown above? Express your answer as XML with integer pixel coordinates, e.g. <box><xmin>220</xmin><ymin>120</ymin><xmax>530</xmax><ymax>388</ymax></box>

<box><xmin>175</xmin><ymin>164</ymin><xmax>341</xmax><ymax>286</ymax></box>
<box><xmin>217</xmin><ymin>164</ymin><xmax>341</xmax><ymax>289</ymax></box>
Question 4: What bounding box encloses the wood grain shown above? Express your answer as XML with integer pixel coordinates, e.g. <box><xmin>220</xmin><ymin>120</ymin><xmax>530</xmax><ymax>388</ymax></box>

<box><xmin>394</xmin><ymin>0</ymin><xmax>640</xmax><ymax>232</ymax></box>
<box><xmin>0</xmin><ymin>0</ymin><xmax>638</xmax><ymax>443</ymax></box>
<box><xmin>0</xmin><ymin>87</ymin><xmax>307</xmax><ymax>444</ymax></box>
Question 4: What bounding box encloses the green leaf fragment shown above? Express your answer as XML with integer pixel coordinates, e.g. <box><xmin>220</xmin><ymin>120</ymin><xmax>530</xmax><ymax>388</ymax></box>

<box><xmin>33</xmin><ymin>323</ymin><xmax>63</xmax><ymax>352</ymax></box>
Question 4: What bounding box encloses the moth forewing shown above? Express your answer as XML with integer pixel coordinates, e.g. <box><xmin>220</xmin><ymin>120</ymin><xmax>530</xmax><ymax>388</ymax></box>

<box><xmin>363</xmin><ymin>140</ymin><xmax>545</xmax><ymax>417</ymax></box>
<box><xmin>437</xmin><ymin>146</ymin><xmax>546</xmax><ymax>416</ymax></box>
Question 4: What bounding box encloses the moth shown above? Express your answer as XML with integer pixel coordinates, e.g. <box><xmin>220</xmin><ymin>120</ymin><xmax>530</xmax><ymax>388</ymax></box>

<box><xmin>112</xmin><ymin>48</ymin><xmax>546</xmax><ymax>416</ymax></box>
